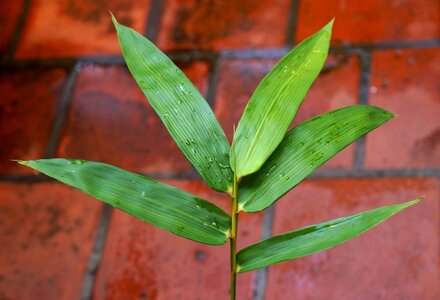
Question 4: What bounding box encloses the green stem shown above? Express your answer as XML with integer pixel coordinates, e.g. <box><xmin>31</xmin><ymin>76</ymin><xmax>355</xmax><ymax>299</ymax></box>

<box><xmin>230</xmin><ymin>173</ymin><xmax>238</xmax><ymax>300</ymax></box>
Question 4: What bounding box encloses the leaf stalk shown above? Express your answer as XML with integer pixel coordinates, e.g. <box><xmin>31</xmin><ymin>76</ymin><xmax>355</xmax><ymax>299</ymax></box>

<box><xmin>230</xmin><ymin>171</ymin><xmax>239</xmax><ymax>300</ymax></box>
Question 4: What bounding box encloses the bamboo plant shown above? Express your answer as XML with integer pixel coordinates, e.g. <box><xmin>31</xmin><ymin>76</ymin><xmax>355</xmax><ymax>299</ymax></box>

<box><xmin>18</xmin><ymin>17</ymin><xmax>422</xmax><ymax>299</ymax></box>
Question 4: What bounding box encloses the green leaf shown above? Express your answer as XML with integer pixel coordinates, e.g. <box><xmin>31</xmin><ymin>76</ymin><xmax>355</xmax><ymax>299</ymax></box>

<box><xmin>231</xmin><ymin>20</ymin><xmax>333</xmax><ymax>178</ymax></box>
<box><xmin>239</xmin><ymin>105</ymin><xmax>395</xmax><ymax>212</ymax></box>
<box><xmin>237</xmin><ymin>198</ymin><xmax>422</xmax><ymax>273</ymax></box>
<box><xmin>18</xmin><ymin>159</ymin><xmax>231</xmax><ymax>245</ymax></box>
<box><xmin>112</xmin><ymin>16</ymin><xmax>232</xmax><ymax>193</ymax></box>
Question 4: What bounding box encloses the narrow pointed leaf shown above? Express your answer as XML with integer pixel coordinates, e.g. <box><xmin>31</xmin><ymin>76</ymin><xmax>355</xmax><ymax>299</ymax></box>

<box><xmin>239</xmin><ymin>105</ymin><xmax>395</xmax><ymax>212</ymax></box>
<box><xmin>237</xmin><ymin>198</ymin><xmax>421</xmax><ymax>273</ymax></box>
<box><xmin>18</xmin><ymin>159</ymin><xmax>231</xmax><ymax>245</ymax></box>
<box><xmin>231</xmin><ymin>20</ymin><xmax>333</xmax><ymax>178</ymax></box>
<box><xmin>112</xmin><ymin>16</ymin><xmax>232</xmax><ymax>193</ymax></box>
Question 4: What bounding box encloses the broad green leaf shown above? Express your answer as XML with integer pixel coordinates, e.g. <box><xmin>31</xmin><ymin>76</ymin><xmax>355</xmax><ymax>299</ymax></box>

<box><xmin>239</xmin><ymin>105</ymin><xmax>395</xmax><ymax>212</ymax></box>
<box><xmin>18</xmin><ymin>159</ymin><xmax>231</xmax><ymax>245</ymax></box>
<box><xmin>231</xmin><ymin>20</ymin><xmax>333</xmax><ymax>178</ymax></box>
<box><xmin>112</xmin><ymin>16</ymin><xmax>232</xmax><ymax>193</ymax></box>
<box><xmin>237</xmin><ymin>198</ymin><xmax>421</xmax><ymax>273</ymax></box>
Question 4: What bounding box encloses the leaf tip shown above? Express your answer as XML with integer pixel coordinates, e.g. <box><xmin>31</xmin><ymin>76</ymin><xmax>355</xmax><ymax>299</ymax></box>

<box><xmin>403</xmin><ymin>196</ymin><xmax>424</xmax><ymax>208</ymax></box>
<box><xmin>110</xmin><ymin>11</ymin><xmax>117</xmax><ymax>24</ymax></box>
<box><xmin>325</xmin><ymin>18</ymin><xmax>335</xmax><ymax>31</ymax></box>
<box><xmin>13</xmin><ymin>159</ymin><xmax>29</xmax><ymax>166</ymax></box>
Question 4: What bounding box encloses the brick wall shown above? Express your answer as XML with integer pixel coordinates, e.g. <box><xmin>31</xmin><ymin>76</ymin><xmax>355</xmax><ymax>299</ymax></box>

<box><xmin>0</xmin><ymin>1</ymin><xmax>439</xmax><ymax>299</ymax></box>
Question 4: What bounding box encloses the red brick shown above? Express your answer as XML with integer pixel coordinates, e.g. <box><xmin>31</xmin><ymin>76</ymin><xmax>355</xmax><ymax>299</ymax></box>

<box><xmin>296</xmin><ymin>0</ymin><xmax>440</xmax><ymax>45</ymax></box>
<box><xmin>15</xmin><ymin>0</ymin><xmax>150</xmax><ymax>59</ymax></box>
<box><xmin>93</xmin><ymin>180</ymin><xmax>263</xmax><ymax>300</ymax></box>
<box><xmin>0</xmin><ymin>0</ymin><xmax>22</xmax><ymax>58</ymax></box>
<box><xmin>156</xmin><ymin>0</ymin><xmax>290</xmax><ymax>51</ymax></box>
<box><xmin>266</xmin><ymin>178</ymin><xmax>439</xmax><ymax>299</ymax></box>
<box><xmin>0</xmin><ymin>182</ymin><xmax>102</xmax><ymax>299</ymax></box>
<box><xmin>57</xmin><ymin>62</ymin><xmax>210</xmax><ymax>174</ymax></box>
<box><xmin>214</xmin><ymin>54</ymin><xmax>360</xmax><ymax>170</ymax></box>
<box><xmin>0</xmin><ymin>68</ymin><xmax>66</xmax><ymax>175</ymax></box>
<box><xmin>366</xmin><ymin>49</ymin><xmax>440</xmax><ymax>169</ymax></box>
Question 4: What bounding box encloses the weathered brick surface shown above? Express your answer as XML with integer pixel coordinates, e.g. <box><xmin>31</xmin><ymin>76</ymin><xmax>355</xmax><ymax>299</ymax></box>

<box><xmin>0</xmin><ymin>182</ymin><xmax>102</xmax><ymax>299</ymax></box>
<box><xmin>0</xmin><ymin>0</ymin><xmax>22</xmax><ymax>58</ymax></box>
<box><xmin>156</xmin><ymin>0</ymin><xmax>290</xmax><ymax>51</ymax></box>
<box><xmin>0</xmin><ymin>68</ymin><xmax>66</xmax><ymax>175</ymax></box>
<box><xmin>297</xmin><ymin>0</ymin><xmax>440</xmax><ymax>44</ymax></box>
<box><xmin>15</xmin><ymin>0</ymin><xmax>150</xmax><ymax>58</ymax></box>
<box><xmin>57</xmin><ymin>62</ymin><xmax>210</xmax><ymax>174</ymax></box>
<box><xmin>93</xmin><ymin>180</ymin><xmax>263</xmax><ymax>300</ymax></box>
<box><xmin>266</xmin><ymin>178</ymin><xmax>439</xmax><ymax>300</ymax></box>
<box><xmin>366</xmin><ymin>48</ymin><xmax>440</xmax><ymax>168</ymax></box>
<box><xmin>214</xmin><ymin>54</ymin><xmax>360</xmax><ymax>169</ymax></box>
<box><xmin>1</xmin><ymin>1</ymin><xmax>439</xmax><ymax>299</ymax></box>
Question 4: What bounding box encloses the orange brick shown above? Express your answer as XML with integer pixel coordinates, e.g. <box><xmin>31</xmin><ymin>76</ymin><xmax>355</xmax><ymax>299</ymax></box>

<box><xmin>156</xmin><ymin>0</ymin><xmax>290</xmax><ymax>51</ymax></box>
<box><xmin>214</xmin><ymin>54</ymin><xmax>360</xmax><ymax>170</ymax></box>
<box><xmin>266</xmin><ymin>178</ymin><xmax>439</xmax><ymax>299</ymax></box>
<box><xmin>93</xmin><ymin>180</ymin><xmax>263</xmax><ymax>299</ymax></box>
<box><xmin>57</xmin><ymin>62</ymin><xmax>210</xmax><ymax>174</ymax></box>
<box><xmin>0</xmin><ymin>0</ymin><xmax>22</xmax><ymax>58</ymax></box>
<box><xmin>366</xmin><ymin>48</ymin><xmax>440</xmax><ymax>168</ymax></box>
<box><xmin>15</xmin><ymin>0</ymin><xmax>150</xmax><ymax>58</ymax></box>
<box><xmin>0</xmin><ymin>182</ymin><xmax>102</xmax><ymax>299</ymax></box>
<box><xmin>297</xmin><ymin>0</ymin><xmax>440</xmax><ymax>44</ymax></box>
<box><xmin>0</xmin><ymin>68</ymin><xmax>66</xmax><ymax>175</ymax></box>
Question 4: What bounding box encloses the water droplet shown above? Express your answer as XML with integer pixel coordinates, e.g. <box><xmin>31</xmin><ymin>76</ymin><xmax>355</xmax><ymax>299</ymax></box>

<box><xmin>279</xmin><ymin>172</ymin><xmax>289</xmax><ymax>181</ymax></box>
<box><xmin>298</xmin><ymin>142</ymin><xmax>305</xmax><ymax>146</ymax></box>
<box><xmin>316</xmin><ymin>138</ymin><xmax>322</xmax><ymax>143</ymax></box>
<box><xmin>217</xmin><ymin>162</ymin><xmax>231</xmax><ymax>169</ymax></box>
<box><xmin>265</xmin><ymin>164</ymin><xmax>277</xmax><ymax>176</ymax></box>
<box><xmin>308</xmin><ymin>163</ymin><xmax>314</xmax><ymax>167</ymax></box>
<box><xmin>312</xmin><ymin>49</ymin><xmax>321</xmax><ymax>54</ymax></box>
<box><xmin>325</xmin><ymin>140</ymin><xmax>330</xmax><ymax>145</ymax></box>
<box><xmin>191</xmin><ymin>148</ymin><xmax>197</xmax><ymax>154</ymax></box>
<box><xmin>369</xmin><ymin>86</ymin><xmax>378</xmax><ymax>94</ymax></box>
<box><xmin>141</xmin><ymin>191</ymin><xmax>147</xmax><ymax>197</ymax></box>
<box><xmin>67</xmin><ymin>159</ymin><xmax>87</xmax><ymax>165</ymax></box>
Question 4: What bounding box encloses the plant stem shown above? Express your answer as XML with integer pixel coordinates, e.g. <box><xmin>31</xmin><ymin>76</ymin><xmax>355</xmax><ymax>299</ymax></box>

<box><xmin>230</xmin><ymin>173</ymin><xmax>239</xmax><ymax>300</ymax></box>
